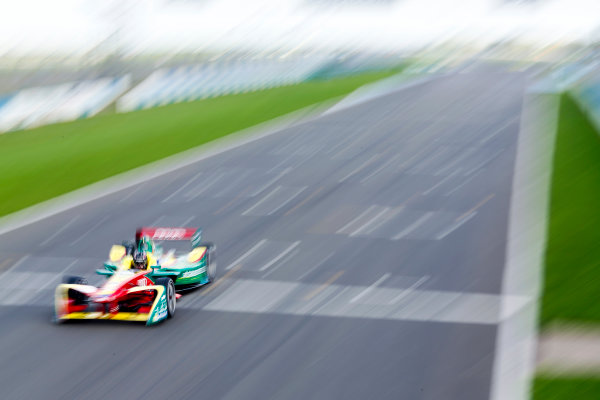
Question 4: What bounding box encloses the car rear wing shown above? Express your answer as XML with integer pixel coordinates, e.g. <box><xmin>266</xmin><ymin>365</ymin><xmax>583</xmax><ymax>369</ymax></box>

<box><xmin>137</xmin><ymin>227</ymin><xmax>202</xmax><ymax>246</ymax></box>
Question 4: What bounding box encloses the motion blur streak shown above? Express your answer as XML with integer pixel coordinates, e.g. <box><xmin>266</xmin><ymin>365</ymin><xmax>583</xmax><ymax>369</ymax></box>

<box><xmin>0</xmin><ymin>64</ymin><xmax>543</xmax><ymax>399</ymax></box>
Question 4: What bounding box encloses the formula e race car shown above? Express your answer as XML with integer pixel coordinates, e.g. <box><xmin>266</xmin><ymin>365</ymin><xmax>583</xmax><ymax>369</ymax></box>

<box><xmin>54</xmin><ymin>227</ymin><xmax>216</xmax><ymax>326</ymax></box>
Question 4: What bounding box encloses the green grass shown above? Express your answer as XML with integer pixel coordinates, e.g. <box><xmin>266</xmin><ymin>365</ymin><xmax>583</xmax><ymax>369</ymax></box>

<box><xmin>533</xmin><ymin>376</ymin><xmax>600</xmax><ymax>399</ymax></box>
<box><xmin>0</xmin><ymin>69</ymin><xmax>400</xmax><ymax>218</ymax></box>
<box><xmin>540</xmin><ymin>93</ymin><xmax>600</xmax><ymax>325</ymax></box>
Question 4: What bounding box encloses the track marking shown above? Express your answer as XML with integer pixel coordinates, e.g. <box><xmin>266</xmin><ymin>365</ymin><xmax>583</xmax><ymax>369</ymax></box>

<box><xmin>267</xmin><ymin>187</ymin><xmax>307</xmax><ymax>215</ymax></box>
<box><xmin>69</xmin><ymin>216</ymin><xmax>109</xmax><ymax>246</ymax></box>
<box><xmin>214</xmin><ymin>187</ymin><xmax>251</xmax><ymax>215</ymax></box>
<box><xmin>303</xmin><ymin>270</ymin><xmax>345</xmax><ymax>301</ymax></box>
<box><xmin>436</xmin><ymin>212</ymin><xmax>477</xmax><ymax>240</ymax></box>
<box><xmin>242</xmin><ymin>187</ymin><xmax>281</xmax><ymax>216</ymax></box>
<box><xmin>180</xmin><ymin>215</ymin><xmax>196</xmax><ymax>227</ymax></box>
<box><xmin>0</xmin><ymin>258</ymin><xmax>14</xmax><ymax>272</ymax></box>
<box><xmin>259</xmin><ymin>241</ymin><xmax>300</xmax><ymax>272</ymax></box>
<box><xmin>284</xmin><ymin>186</ymin><xmax>323</xmax><ymax>216</ymax></box>
<box><xmin>262</xmin><ymin>249</ymin><xmax>300</xmax><ymax>279</ymax></box>
<box><xmin>119</xmin><ymin>184</ymin><xmax>144</xmax><ymax>202</ymax></box>
<box><xmin>392</xmin><ymin>212</ymin><xmax>434</xmax><ymax>240</ymax></box>
<box><xmin>251</xmin><ymin>167</ymin><xmax>291</xmax><ymax>196</ymax></box>
<box><xmin>161</xmin><ymin>171</ymin><xmax>203</xmax><ymax>203</ymax></box>
<box><xmin>339</xmin><ymin>154</ymin><xmax>379</xmax><ymax>182</ymax></box>
<box><xmin>297</xmin><ymin>252</ymin><xmax>335</xmax><ymax>280</ymax></box>
<box><xmin>388</xmin><ymin>276</ymin><xmax>430</xmax><ymax>304</ymax></box>
<box><xmin>423</xmin><ymin>172</ymin><xmax>459</xmax><ymax>195</ymax></box>
<box><xmin>351</xmin><ymin>273</ymin><xmax>390</xmax><ymax>303</ymax></box>
<box><xmin>349</xmin><ymin>207</ymin><xmax>393</xmax><ymax>237</ymax></box>
<box><xmin>40</xmin><ymin>216</ymin><xmax>79</xmax><ymax>246</ymax></box>
<box><xmin>188</xmin><ymin>172</ymin><xmax>226</xmax><ymax>200</ymax></box>
<box><xmin>226</xmin><ymin>240</ymin><xmax>268</xmax><ymax>270</ymax></box>
<box><xmin>311</xmin><ymin>287</ymin><xmax>352</xmax><ymax>315</ymax></box>
<box><xmin>360</xmin><ymin>153</ymin><xmax>403</xmax><ymax>183</ymax></box>
<box><xmin>336</xmin><ymin>206</ymin><xmax>378</xmax><ymax>234</ymax></box>
<box><xmin>456</xmin><ymin>194</ymin><xmax>495</xmax><ymax>222</ymax></box>
<box><xmin>2</xmin><ymin>255</ymin><xmax>29</xmax><ymax>275</ymax></box>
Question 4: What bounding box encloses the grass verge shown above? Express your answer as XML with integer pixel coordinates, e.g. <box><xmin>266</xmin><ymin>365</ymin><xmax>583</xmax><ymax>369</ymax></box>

<box><xmin>541</xmin><ymin>93</ymin><xmax>600</xmax><ymax>325</ymax></box>
<box><xmin>533</xmin><ymin>376</ymin><xmax>600</xmax><ymax>399</ymax></box>
<box><xmin>0</xmin><ymin>69</ymin><xmax>400</xmax><ymax>218</ymax></box>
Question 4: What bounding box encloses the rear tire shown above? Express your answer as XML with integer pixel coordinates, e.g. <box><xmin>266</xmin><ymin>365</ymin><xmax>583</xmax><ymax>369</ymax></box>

<box><xmin>155</xmin><ymin>277</ymin><xmax>176</xmax><ymax>318</ymax></box>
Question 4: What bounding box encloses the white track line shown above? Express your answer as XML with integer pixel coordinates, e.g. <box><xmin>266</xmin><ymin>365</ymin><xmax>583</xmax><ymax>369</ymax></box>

<box><xmin>242</xmin><ymin>186</ymin><xmax>281</xmax><ymax>216</ymax></box>
<box><xmin>349</xmin><ymin>207</ymin><xmax>392</xmax><ymax>237</ymax></box>
<box><xmin>70</xmin><ymin>216</ymin><xmax>109</xmax><ymax>246</ymax></box>
<box><xmin>259</xmin><ymin>241</ymin><xmax>301</xmax><ymax>272</ymax></box>
<box><xmin>262</xmin><ymin>249</ymin><xmax>300</xmax><ymax>279</ymax></box>
<box><xmin>251</xmin><ymin>168</ymin><xmax>291</xmax><ymax>196</ymax></box>
<box><xmin>1</xmin><ymin>255</ymin><xmax>30</xmax><ymax>276</ymax></box>
<box><xmin>388</xmin><ymin>276</ymin><xmax>430</xmax><ymax>304</ymax></box>
<box><xmin>267</xmin><ymin>187</ymin><xmax>307</xmax><ymax>215</ymax></box>
<box><xmin>161</xmin><ymin>171</ymin><xmax>203</xmax><ymax>203</ymax></box>
<box><xmin>436</xmin><ymin>212</ymin><xmax>477</xmax><ymax>240</ymax></box>
<box><xmin>40</xmin><ymin>216</ymin><xmax>79</xmax><ymax>246</ymax></box>
<box><xmin>339</xmin><ymin>154</ymin><xmax>379</xmax><ymax>183</ymax></box>
<box><xmin>297</xmin><ymin>252</ymin><xmax>335</xmax><ymax>280</ymax></box>
<box><xmin>392</xmin><ymin>212</ymin><xmax>434</xmax><ymax>240</ymax></box>
<box><xmin>489</xmin><ymin>92</ymin><xmax>558</xmax><ymax>400</ymax></box>
<box><xmin>350</xmin><ymin>273</ymin><xmax>391</xmax><ymax>303</ymax></box>
<box><xmin>336</xmin><ymin>206</ymin><xmax>378</xmax><ymax>234</ymax></box>
<box><xmin>226</xmin><ymin>239</ymin><xmax>268</xmax><ymax>270</ymax></box>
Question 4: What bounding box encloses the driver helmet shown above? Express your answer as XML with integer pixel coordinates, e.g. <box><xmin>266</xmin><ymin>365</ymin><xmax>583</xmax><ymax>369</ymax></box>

<box><xmin>132</xmin><ymin>250</ymin><xmax>148</xmax><ymax>270</ymax></box>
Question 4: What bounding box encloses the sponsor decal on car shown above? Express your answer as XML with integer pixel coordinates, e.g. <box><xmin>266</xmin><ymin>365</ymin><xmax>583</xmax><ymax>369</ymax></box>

<box><xmin>182</xmin><ymin>267</ymin><xmax>206</xmax><ymax>278</ymax></box>
<box><xmin>153</xmin><ymin>294</ymin><xmax>168</xmax><ymax>322</ymax></box>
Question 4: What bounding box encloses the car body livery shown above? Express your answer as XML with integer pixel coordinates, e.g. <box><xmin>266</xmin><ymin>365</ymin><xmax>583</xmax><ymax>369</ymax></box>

<box><xmin>54</xmin><ymin>227</ymin><xmax>215</xmax><ymax>326</ymax></box>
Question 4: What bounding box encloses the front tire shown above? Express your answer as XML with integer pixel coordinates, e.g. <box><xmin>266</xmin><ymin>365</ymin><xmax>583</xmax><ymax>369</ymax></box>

<box><xmin>205</xmin><ymin>244</ymin><xmax>216</xmax><ymax>283</ymax></box>
<box><xmin>156</xmin><ymin>277</ymin><xmax>176</xmax><ymax>318</ymax></box>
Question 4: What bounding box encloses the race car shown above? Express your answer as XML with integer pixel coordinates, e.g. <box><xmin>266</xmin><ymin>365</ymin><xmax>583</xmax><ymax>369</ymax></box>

<box><xmin>54</xmin><ymin>227</ymin><xmax>216</xmax><ymax>326</ymax></box>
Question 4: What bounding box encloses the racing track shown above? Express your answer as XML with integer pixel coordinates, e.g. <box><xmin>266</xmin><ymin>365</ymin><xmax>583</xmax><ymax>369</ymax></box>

<box><xmin>0</xmin><ymin>64</ymin><xmax>531</xmax><ymax>400</ymax></box>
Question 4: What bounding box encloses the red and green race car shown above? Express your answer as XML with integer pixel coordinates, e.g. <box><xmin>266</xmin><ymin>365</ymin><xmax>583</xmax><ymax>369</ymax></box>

<box><xmin>54</xmin><ymin>227</ymin><xmax>216</xmax><ymax>326</ymax></box>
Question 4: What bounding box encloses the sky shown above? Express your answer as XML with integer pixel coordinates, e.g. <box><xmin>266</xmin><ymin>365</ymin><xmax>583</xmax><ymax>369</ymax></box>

<box><xmin>0</xmin><ymin>0</ymin><xmax>598</xmax><ymax>56</ymax></box>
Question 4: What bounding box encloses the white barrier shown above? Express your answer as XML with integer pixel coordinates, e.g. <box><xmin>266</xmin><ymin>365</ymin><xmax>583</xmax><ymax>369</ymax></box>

<box><xmin>0</xmin><ymin>76</ymin><xmax>131</xmax><ymax>132</ymax></box>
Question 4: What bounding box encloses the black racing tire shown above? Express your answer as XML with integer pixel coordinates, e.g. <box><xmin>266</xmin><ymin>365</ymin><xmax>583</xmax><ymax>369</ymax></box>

<box><xmin>155</xmin><ymin>277</ymin><xmax>176</xmax><ymax>318</ymax></box>
<box><xmin>62</xmin><ymin>275</ymin><xmax>88</xmax><ymax>285</ymax></box>
<box><xmin>203</xmin><ymin>243</ymin><xmax>216</xmax><ymax>283</ymax></box>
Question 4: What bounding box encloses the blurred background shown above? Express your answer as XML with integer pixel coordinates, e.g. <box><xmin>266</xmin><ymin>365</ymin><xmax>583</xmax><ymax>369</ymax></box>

<box><xmin>0</xmin><ymin>0</ymin><xmax>598</xmax><ymax>131</ymax></box>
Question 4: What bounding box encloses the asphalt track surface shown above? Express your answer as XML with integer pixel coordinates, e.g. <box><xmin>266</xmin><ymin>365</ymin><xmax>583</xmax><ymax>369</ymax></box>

<box><xmin>0</xmin><ymin>65</ymin><xmax>530</xmax><ymax>400</ymax></box>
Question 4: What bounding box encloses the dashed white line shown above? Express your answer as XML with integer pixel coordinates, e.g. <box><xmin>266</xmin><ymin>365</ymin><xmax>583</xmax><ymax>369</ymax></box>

<box><xmin>350</xmin><ymin>273</ymin><xmax>391</xmax><ymax>303</ymax></box>
<box><xmin>267</xmin><ymin>187</ymin><xmax>307</xmax><ymax>215</ymax></box>
<box><xmin>226</xmin><ymin>239</ymin><xmax>268</xmax><ymax>270</ymax></box>
<box><xmin>262</xmin><ymin>249</ymin><xmax>300</xmax><ymax>278</ymax></box>
<box><xmin>311</xmin><ymin>287</ymin><xmax>352</xmax><ymax>315</ymax></box>
<box><xmin>350</xmin><ymin>207</ymin><xmax>392</xmax><ymax>237</ymax></box>
<box><xmin>339</xmin><ymin>154</ymin><xmax>380</xmax><ymax>182</ymax></box>
<box><xmin>1</xmin><ymin>255</ymin><xmax>30</xmax><ymax>275</ymax></box>
<box><xmin>436</xmin><ymin>212</ymin><xmax>477</xmax><ymax>240</ymax></box>
<box><xmin>180</xmin><ymin>215</ymin><xmax>196</xmax><ymax>227</ymax></box>
<box><xmin>388</xmin><ymin>276</ymin><xmax>430</xmax><ymax>304</ymax></box>
<box><xmin>251</xmin><ymin>168</ymin><xmax>292</xmax><ymax>196</ymax></box>
<box><xmin>423</xmin><ymin>172</ymin><xmax>459</xmax><ymax>195</ymax></box>
<box><xmin>188</xmin><ymin>172</ymin><xmax>226</xmax><ymax>200</ymax></box>
<box><xmin>392</xmin><ymin>212</ymin><xmax>434</xmax><ymax>240</ymax></box>
<box><xmin>242</xmin><ymin>186</ymin><xmax>281</xmax><ymax>216</ymax></box>
<box><xmin>336</xmin><ymin>205</ymin><xmax>378</xmax><ymax>234</ymax></box>
<box><xmin>40</xmin><ymin>216</ymin><xmax>79</xmax><ymax>246</ymax></box>
<box><xmin>119</xmin><ymin>184</ymin><xmax>144</xmax><ymax>202</ymax></box>
<box><xmin>70</xmin><ymin>216</ymin><xmax>109</xmax><ymax>246</ymax></box>
<box><xmin>161</xmin><ymin>171</ymin><xmax>203</xmax><ymax>203</ymax></box>
<box><xmin>259</xmin><ymin>241</ymin><xmax>301</xmax><ymax>272</ymax></box>
<box><xmin>297</xmin><ymin>252</ymin><xmax>335</xmax><ymax>280</ymax></box>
